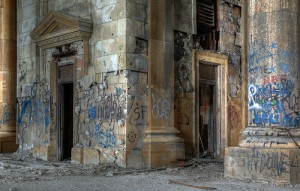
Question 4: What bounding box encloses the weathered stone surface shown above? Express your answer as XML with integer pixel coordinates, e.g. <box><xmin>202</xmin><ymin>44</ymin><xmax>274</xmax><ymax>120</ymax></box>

<box><xmin>33</xmin><ymin>145</ymin><xmax>49</xmax><ymax>161</ymax></box>
<box><xmin>71</xmin><ymin>147</ymin><xmax>83</xmax><ymax>164</ymax></box>
<box><xmin>83</xmin><ymin>148</ymin><xmax>100</xmax><ymax>165</ymax></box>
<box><xmin>225</xmin><ymin>147</ymin><xmax>300</xmax><ymax>184</ymax></box>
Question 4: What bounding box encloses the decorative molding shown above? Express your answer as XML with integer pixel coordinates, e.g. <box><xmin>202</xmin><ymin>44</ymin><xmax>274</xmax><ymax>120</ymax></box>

<box><xmin>30</xmin><ymin>11</ymin><xmax>92</xmax><ymax>49</ymax></box>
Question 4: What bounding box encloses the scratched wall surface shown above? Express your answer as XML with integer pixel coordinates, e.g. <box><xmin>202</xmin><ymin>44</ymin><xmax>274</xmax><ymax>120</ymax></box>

<box><xmin>247</xmin><ymin>0</ymin><xmax>300</xmax><ymax>128</ymax></box>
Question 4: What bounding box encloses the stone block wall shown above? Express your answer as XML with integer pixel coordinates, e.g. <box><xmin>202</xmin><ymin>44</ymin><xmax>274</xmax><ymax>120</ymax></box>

<box><xmin>16</xmin><ymin>0</ymin><xmax>245</xmax><ymax>166</ymax></box>
<box><xmin>16</xmin><ymin>0</ymin><xmax>148</xmax><ymax>168</ymax></box>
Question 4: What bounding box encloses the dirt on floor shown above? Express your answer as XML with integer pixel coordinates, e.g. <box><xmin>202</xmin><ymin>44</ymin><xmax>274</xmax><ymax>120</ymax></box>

<box><xmin>0</xmin><ymin>153</ymin><xmax>299</xmax><ymax>191</ymax></box>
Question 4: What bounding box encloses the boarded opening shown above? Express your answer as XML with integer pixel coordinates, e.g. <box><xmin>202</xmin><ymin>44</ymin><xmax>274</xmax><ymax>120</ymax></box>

<box><xmin>199</xmin><ymin>62</ymin><xmax>216</xmax><ymax>158</ymax></box>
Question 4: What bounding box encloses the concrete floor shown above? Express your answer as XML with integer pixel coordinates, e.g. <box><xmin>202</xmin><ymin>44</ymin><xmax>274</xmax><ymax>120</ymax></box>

<box><xmin>0</xmin><ymin>153</ymin><xmax>299</xmax><ymax>191</ymax></box>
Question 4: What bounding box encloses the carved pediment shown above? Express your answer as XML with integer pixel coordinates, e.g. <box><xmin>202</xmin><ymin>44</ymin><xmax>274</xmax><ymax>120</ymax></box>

<box><xmin>30</xmin><ymin>12</ymin><xmax>92</xmax><ymax>48</ymax></box>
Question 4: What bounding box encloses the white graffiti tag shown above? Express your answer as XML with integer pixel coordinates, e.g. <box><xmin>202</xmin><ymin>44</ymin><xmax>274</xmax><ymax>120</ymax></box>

<box><xmin>248</xmin><ymin>84</ymin><xmax>262</xmax><ymax>110</ymax></box>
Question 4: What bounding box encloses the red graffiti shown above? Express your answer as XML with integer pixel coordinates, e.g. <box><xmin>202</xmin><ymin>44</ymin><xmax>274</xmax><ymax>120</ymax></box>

<box><xmin>228</xmin><ymin>105</ymin><xmax>241</xmax><ymax>129</ymax></box>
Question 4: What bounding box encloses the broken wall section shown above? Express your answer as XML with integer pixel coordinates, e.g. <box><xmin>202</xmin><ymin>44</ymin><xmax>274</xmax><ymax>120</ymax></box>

<box><xmin>174</xmin><ymin>0</ymin><xmax>244</xmax><ymax>157</ymax></box>
<box><xmin>218</xmin><ymin>0</ymin><xmax>243</xmax><ymax>147</ymax></box>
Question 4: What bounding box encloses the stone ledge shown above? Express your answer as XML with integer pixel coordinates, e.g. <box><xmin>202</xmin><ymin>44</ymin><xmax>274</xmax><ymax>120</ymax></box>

<box><xmin>224</xmin><ymin>147</ymin><xmax>300</xmax><ymax>184</ymax></box>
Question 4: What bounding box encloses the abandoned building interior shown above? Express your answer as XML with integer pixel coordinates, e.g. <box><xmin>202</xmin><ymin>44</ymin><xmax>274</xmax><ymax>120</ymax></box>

<box><xmin>0</xmin><ymin>0</ymin><xmax>299</xmax><ymax>185</ymax></box>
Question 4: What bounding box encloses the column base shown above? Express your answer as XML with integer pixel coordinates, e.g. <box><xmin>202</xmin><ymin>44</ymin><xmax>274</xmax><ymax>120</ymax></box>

<box><xmin>225</xmin><ymin>147</ymin><xmax>300</xmax><ymax>184</ymax></box>
<box><xmin>142</xmin><ymin>127</ymin><xmax>185</xmax><ymax>168</ymax></box>
<box><xmin>33</xmin><ymin>145</ymin><xmax>50</xmax><ymax>161</ymax></box>
<box><xmin>239</xmin><ymin>127</ymin><xmax>300</xmax><ymax>148</ymax></box>
<box><xmin>0</xmin><ymin>131</ymin><xmax>18</xmax><ymax>153</ymax></box>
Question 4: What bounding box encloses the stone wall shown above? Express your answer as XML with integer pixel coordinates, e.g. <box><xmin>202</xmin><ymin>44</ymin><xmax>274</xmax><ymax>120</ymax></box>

<box><xmin>16</xmin><ymin>0</ymin><xmax>245</xmax><ymax>165</ymax></box>
<box><xmin>218</xmin><ymin>0</ymin><xmax>243</xmax><ymax>147</ymax></box>
<box><xmin>174</xmin><ymin>0</ymin><xmax>244</xmax><ymax>155</ymax></box>
<box><xmin>17</xmin><ymin>0</ymin><xmax>148</xmax><ymax>167</ymax></box>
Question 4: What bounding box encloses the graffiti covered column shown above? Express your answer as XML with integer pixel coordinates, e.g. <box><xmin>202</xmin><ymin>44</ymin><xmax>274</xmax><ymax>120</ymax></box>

<box><xmin>142</xmin><ymin>0</ymin><xmax>185</xmax><ymax>167</ymax></box>
<box><xmin>0</xmin><ymin>0</ymin><xmax>17</xmax><ymax>152</ymax></box>
<box><xmin>241</xmin><ymin>0</ymin><xmax>300</xmax><ymax>143</ymax></box>
<box><xmin>225</xmin><ymin>0</ymin><xmax>300</xmax><ymax>183</ymax></box>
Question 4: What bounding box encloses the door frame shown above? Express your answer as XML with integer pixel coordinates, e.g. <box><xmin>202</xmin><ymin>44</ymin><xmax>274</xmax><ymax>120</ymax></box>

<box><xmin>193</xmin><ymin>50</ymin><xmax>228</xmax><ymax>159</ymax></box>
<box><xmin>30</xmin><ymin>12</ymin><xmax>92</xmax><ymax>161</ymax></box>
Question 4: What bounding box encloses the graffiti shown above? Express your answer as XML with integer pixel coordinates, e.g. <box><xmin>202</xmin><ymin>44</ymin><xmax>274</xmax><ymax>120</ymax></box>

<box><xmin>263</xmin><ymin>75</ymin><xmax>281</xmax><ymax>85</ymax></box>
<box><xmin>94</xmin><ymin>123</ymin><xmax>116</xmax><ymax>148</ymax></box>
<box><xmin>248</xmin><ymin>40</ymin><xmax>297</xmax><ymax>78</ymax></box>
<box><xmin>88</xmin><ymin>107</ymin><xmax>96</xmax><ymax>119</ymax></box>
<box><xmin>249</xmin><ymin>41</ymin><xmax>296</xmax><ymax>68</ymax></box>
<box><xmin>98</xmin><ymin>94</ymin><xmax>126</xmax><ymax>123</ymax></box>
<box><xmin>231</xmin><ymin>151</ymin><xmax>290</xmax><ymax>176</ymax></box>
<box><xmin>127</xmin><ymin>131</ymin><xmax>137</xmax><ymax>143</ymax></box>
<box><xmin>133</xmin><ymin>105</ymin><xmax>147</xmax><ymax>121</ymax></box>
<box><xmin>228</xmin><ymin>105</ymin><xmax>241</xmax><ymax>129</ymax></box>
<box><xmin>152</xmin><ymin>91</ymin><xmax>171</xmax><ymax>119</ymax></box>
<box><xmin>248</xmin><ymin>85</ymin><xmax>262</xmax><ymax>110</ymax></box>
<box><xmin>18</xmin><ymin>62</ymin><xmax>27</xmax><ymax>82</ymax></box>
<box><xmin>18</xmin><ymin>100</ymin><xmax>32</xmax><ymax>127</ymax></box>
<box><xmin>44</xmin><ymin>107</ymin><xmax>49</xmax><ymax>129</ymax></box>
<box><xmin>249</xmin><ymin>78</ymin><xmax>300</xmax><ymax>127</ymax></box>
<box><xmin>128</xmin><ymin>98</ymin><xmax>147</xmax><ymax>126</ymax></box>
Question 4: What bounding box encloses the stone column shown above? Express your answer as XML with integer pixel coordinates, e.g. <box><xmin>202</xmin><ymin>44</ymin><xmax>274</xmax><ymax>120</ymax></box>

<box><xmin>0</xmin><ymin>0</ymin><xmax>17</xmax><ymax>152</ymax></box>
<box><xmin>225</xmin><ymin>0</ymin><xmax>300</xmax><ymax>183</ymax></box>
<box><xmin>142</xmin><ymin>0</ymin><xmax>185</xmax><ymax>167</ymax></box>
<box><xmin>240</xmin><ymin>0</ymin><xmax>300</xmax><ymax>147</ymax></box>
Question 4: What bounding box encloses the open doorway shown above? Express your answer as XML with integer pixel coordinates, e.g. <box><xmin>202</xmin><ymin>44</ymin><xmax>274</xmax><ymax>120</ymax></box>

<box><xmin>193</xmin><ymin>51</ymin><xmax>228</xmax><ymax>160</ymax></box>
<box><xmin>57</xmin><ymin>63</ymin><xmax>74</xmax><ymax>161</ymax></box>
<box><xmin>199</xmin><ymin>62</ymin><xmax>216</xmax><ymax>158</ymax></box>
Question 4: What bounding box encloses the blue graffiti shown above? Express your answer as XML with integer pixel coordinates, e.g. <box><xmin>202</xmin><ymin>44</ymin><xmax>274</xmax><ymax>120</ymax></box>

<box><xmin>18</xmin><ymin>100</ymin><xmax>32</xmax><ymax>128</ymax></box>
<box><xmin>94</xmin><ymin>123</ymin><xmax>116</xmax><ymax>148</ymax></box>
<box><xmin>249</xmin><ymin>79</ymin><xmax>300</xmax><ymax>127</ymax></box>
<box><xmin>88</xmin><ymin>107</ymin><xmax>96</xmax><ymax>119</ymax></box>
<box><xmin>248</xmin><ymin>40</ymin><xmax>297</xmax><ymax>75</ymax></box>
<box><xmin>44</xmin><ymin>107</ymin><xmax>49</xmax><ymax>129</ymax></box>
<box><xmin>279</xmin><ymin>63</ymin><xmax>290</xmax><ymax>73</ymax></box>
<box><xmin>18</xmin><ymin>98</ymin><xmax>51</xmax><ymax>131</ymax></box>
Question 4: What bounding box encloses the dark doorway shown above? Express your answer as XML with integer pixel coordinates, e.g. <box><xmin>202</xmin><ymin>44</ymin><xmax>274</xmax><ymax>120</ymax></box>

<box><xmin>57</xmin><ymin>63</ymin><xmax>74</xmax><ymax>161</ymax></box>
<box><xmin>199</xmin><ymin>83</ymin><xmax>215</xmax><ymax>158</ymax></box>
<box><xmin>59</xmin><ymin>83</ymin><xmax>73</xmax><ymax>160</ymax></box>
<box><xmin>199</xmin><ymin>62</ymin><xmax>216</xmax><ymax>158</ymax></box>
